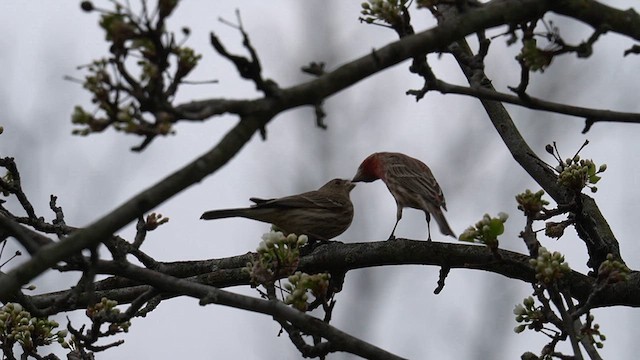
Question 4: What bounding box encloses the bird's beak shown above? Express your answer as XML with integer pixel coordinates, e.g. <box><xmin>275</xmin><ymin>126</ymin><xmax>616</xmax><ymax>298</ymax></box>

<box><xmin>352</xmin><ymin>169</ymin><xmax>363</xmax><ymax>183</ymax></box>
<box><xmin>348</xmin><ymin>181</ymin><xmax>356</xmax><ymax>191</ymax></box>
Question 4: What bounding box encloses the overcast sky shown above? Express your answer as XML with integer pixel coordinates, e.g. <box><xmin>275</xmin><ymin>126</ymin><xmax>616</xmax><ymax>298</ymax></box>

<box><xmin>1</xmin><ymin>1</ymin><xmax>639</xmax><ymax>359</ymax></box>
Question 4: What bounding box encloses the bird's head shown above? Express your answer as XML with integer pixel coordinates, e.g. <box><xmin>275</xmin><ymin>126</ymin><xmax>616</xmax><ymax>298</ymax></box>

<box><xmin>321</xmin><ymin>178</ymin><xmax>356</xmax><ymax>193</ymax></box>
<box><xmin>352</xmin><ymin>153</ymin><xmax>383</xmax><ymax>183</ymax></box>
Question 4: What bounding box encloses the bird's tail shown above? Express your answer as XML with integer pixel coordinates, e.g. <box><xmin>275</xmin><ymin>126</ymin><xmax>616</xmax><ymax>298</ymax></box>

<box><xmin>200</xmin><ymin>208</ymin><xmax>251</xmax><ymax>220</ymax></box>
<box><xmin>433</xmin><ymin>210</ymin><xmax>456</xmax><ymax>238</ymax></box>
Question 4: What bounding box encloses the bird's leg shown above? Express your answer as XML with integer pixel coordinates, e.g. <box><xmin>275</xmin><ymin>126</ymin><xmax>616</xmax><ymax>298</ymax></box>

<box><xmin>300</xmin><ymin>235</ymin><xmax>328</xmax><ymax>256</ymax></box>
<box><xmin>388</xmin><ymin>206</ymin><xmax>403</xmax><ymax>240</ymax></box>
<box><xmin>426</xmin><ymin>213</ymin><xmax>432</xmax><ymax>242</ymax></box>
<box><xmin>388</xmin><ymin>220</ymin><xmax>400</xmax><ymax>240</ymax></box>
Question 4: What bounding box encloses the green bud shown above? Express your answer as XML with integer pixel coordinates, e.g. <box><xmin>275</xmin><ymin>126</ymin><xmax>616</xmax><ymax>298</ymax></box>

<box><xmin>524</xmin><ymin>296</ymin><xmax>534</xmax><ymax>307</ymax></box>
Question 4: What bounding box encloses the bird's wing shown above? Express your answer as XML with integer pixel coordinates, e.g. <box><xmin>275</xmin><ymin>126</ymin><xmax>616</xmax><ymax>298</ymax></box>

<box><xmin>249</xmin><ymin>197</ymin><xmax>272</xmax><ymax>204</ymax></box>
<box><xmin>250</xmin><ymin>191</ymin><xmax>346</xmax><ymax>209</ymax></box>
<box><xmin>385</xmin><ymin>157</ymin><xmax>447</xmax><ymax>209</ymax></box>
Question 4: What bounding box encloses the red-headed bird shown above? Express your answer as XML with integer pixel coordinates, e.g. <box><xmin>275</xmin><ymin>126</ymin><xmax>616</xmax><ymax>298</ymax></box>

<box><xmin>352</xmin><ymin>152</ymin><xmax>455</xmax><ymax>241</ymax></box>
<box><xmin>200</xmin><ymin>179</ymin><xmax>355</xmax><ymax>241</ymax></box>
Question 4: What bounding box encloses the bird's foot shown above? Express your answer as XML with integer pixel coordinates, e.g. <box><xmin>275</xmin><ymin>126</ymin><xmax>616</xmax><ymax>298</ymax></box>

<box><xmin>300</xmin><ymin>239</ymin><xmax>335</xmax><ymax>255</ymax></box>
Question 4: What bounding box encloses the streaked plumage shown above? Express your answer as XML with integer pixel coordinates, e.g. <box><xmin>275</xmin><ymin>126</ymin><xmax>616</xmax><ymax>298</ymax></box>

<box><xmin>200</xmin><ymin>179</ymin><xmax>355</xmax><ymax>241</ymax></box>
<box><xmin>352</xmin><ymin>152</ymin><xmax>455</xmax><ymax>241</ymax></box>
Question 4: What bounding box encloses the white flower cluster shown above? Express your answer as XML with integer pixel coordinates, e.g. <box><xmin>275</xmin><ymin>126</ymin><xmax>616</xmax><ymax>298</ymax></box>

<box><xmin>529</xmin><ymin>247</ymin><xmax>571</xmax><ymax>284</ymax></box>
<box><xmin>257</xmin><ymin>230</ymin><xmax>308</xmax><ymax>253</ymax></box>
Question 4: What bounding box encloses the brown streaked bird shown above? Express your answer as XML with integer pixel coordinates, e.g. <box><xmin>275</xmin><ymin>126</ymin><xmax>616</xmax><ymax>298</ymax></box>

<box><xmin>352</xmin><ymin>152</ymin><xmax>455</xmax><ymax>241</ymax></box>
<box><xmin>200</xmin><ymin>179</ymin><xmax>356</xmax><ymax>241</ymax></box>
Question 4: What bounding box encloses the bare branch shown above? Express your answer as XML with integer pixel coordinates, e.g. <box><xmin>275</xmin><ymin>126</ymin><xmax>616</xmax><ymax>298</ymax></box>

<box><xmin>26</xmin><ymin>240</ymin><xmax>640</xmax><ymax>314</ymax></box>
<box><xmin>438</xmin><ymin>4</ymin><xmax>621</xmax><ymax>272</ymax></box>
<box><xmin>426</xmin><ymin>79</ymin><xmax>640</xmax><ymax>129</ymax></box>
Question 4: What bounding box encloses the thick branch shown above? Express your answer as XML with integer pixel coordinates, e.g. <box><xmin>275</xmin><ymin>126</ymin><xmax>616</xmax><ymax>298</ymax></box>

<box><xmin>27</xmin><ymin>241</ymin><xmax>640</xmax><ymax>313</ymax></box>
<box><xmin>551</xmin><ymin>0</ymin><xmax>640</xmax><ymax>41</ymax></box>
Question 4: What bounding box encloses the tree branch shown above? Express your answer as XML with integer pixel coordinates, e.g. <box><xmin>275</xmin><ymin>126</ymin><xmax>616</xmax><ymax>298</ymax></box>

<box><xmin>551</xmin><ymin>0</ymin><xmax>640</xmax><ymax>41</ymax></box>
<box><xmin>426</xmin><ymin>79</ymin><xmax>640</xmax><ymax>127</ymax></box>
<box><xmin>93</xmin><ymin>259</ymin><xmax>407</xmax><ymax>360</ymax></box>
<box><xmin>26</xmin><ymin>241</ymin><xmax>640</xmax><ymax>313</ymax></box>
<box><xmin>437</xmin><ymin>4</ymin><xmax>622</xmax><ymax>272</ymax></box>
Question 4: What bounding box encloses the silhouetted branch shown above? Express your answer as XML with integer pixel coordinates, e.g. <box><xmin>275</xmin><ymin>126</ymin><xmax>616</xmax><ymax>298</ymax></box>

<box><xmin>439</xmin><ymin>6</ymin><xmax>621</xmax><ymax>273</ymax></box>
<box><xmin>26</xmin><ymin>240</ymin><xmax>640</xmax><ymax>314</ymax></box>
<box><xmin>421</xmin><ymin>79</ymin><xmax>640</xmax><ymax>127</ymax></box>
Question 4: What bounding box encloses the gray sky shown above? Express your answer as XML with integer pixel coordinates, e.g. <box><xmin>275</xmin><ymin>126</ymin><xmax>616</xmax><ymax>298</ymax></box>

<box><xmin>1</xmin><ymin>1</ymin><xmax>639</xmax><ymax>359</ymax></box>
